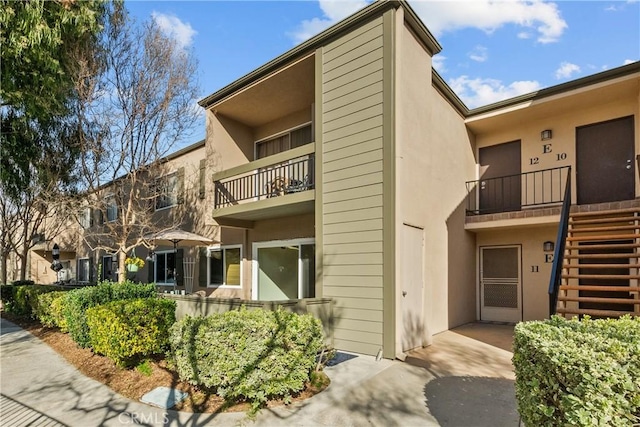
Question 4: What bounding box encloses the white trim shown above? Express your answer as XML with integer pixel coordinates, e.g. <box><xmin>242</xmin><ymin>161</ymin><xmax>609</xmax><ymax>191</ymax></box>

<box><xmin>479</xmin><ymin>245</ymin><xmax>523</xmax><ymax>323</ymax></box>
<box><xmin>251</xmin><ymin>238</ymin><xmax>315</xmax><ymax>300</ymax></box>
<box><xmin>254</xmin><ymin>121</ymin><xmax>313</xmax><ymax>160</ymax></box>
<box><xmin>206</xmin><ymin>244</ymin><xmax>243</xmax><ymax>289</ymax></box>
<box><xmin>254</xmin><ymin>121</ymin><xmax>313</xmax><ymax>144</ymax></box>
<box><xmin>154</xmin><ymin>171</ymin><xmax>179</xmax><ymax>211</ymax></box>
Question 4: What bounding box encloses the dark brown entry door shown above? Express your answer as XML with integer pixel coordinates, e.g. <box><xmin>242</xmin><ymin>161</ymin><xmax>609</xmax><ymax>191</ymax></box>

<box><xmin>479</xmin><ymin>141</ymin><xmax>521</xmax><ymax>214</ymax></box>
<box><xmin>576</xmin><ymin>116</ymin><xmax>635</xmax><ymax>205</ymax></box>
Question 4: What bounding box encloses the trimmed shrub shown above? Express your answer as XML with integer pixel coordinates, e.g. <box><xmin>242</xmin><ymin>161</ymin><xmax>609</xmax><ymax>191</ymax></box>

<box><xmin>0</xmin><ymin>284</ymin><xmax>64</xmax><ymax>317</ymax></box>
<box><xmin>12</xmin><ymin>280</ymin><xmax>35</xmax><ymax>287</ymax></box>
<box><xmin>33</xmin><ymin>291</ymin><xmax>69</xmax><ymax>328</ymax></box>
<box><xmin>513</xmin><ymin>315</ymin><xmax>640</xmax><ymax>427</ymax></box>
<box><xmin>169</xmin><ymin>308</ymin><xmax>324</xmax><ymax>414</ymax></box>
<box><xmin>86</xmin><ymin>298</ymin><xmax>176</xmax><ymax>367</ymax></box>
<box><xmin>63</xmin><ymin>281</ymin><xmax>157</xmax><ymax>348</ymax></box>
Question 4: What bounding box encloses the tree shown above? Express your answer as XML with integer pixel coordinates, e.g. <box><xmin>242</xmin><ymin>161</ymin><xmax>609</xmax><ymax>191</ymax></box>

<box><xmin>72</xmin><ymin>10</ymin><xmax>200</xmax><ymax>282</ymax></box>
<box><xmin>0</xmin><ymin>0</ymin><xmax>112</xmax><ymax>281</ymax></box>
<box><xmin>0</xmin><ymin>0</ymin><xmax>111</xmax><ymax>197</ymax></box>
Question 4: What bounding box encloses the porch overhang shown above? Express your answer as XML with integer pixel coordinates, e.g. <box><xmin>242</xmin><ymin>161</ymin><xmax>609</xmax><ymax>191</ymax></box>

<box><xmin>213</xmin><ymin>191</ymin><xmax>315</xmax><ymax>228</ymax></box>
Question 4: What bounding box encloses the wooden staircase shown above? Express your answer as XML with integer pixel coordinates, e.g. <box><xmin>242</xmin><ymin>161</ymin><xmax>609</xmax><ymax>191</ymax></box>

<box><xmin>556</xmin><ymin>207</ymin><xmax>640</xmax><ymax>318</ymax></box>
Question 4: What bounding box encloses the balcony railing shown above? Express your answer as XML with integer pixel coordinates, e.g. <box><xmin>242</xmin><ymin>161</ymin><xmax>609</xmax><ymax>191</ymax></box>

<box><xmin>214</xmin><ymin>149</ymin><xmax>315</xmax><ymax>209</ymax></box>
<box><xmin>466</xmin><ymin>166</ymin><xmax>570</xmax><ymax>215</ymax></box>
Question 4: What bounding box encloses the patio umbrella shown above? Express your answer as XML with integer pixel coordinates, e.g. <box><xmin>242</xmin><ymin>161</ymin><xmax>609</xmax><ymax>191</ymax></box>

<box><xmin>143</xmin><ymin>229</ymin><xmax>217</xmax><ymax>249</ymax></box>
<box><xmin>143</xmin><ymin>229</ymin><xmax>217</xmax><ymax>293</ymax></box>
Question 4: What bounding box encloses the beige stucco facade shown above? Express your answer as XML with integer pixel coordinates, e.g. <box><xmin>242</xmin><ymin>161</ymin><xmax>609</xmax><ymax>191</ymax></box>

<box><xmin>22</xmin><ymin>0</ymin><xmax>640</xmax><ymax>359</ymax></box>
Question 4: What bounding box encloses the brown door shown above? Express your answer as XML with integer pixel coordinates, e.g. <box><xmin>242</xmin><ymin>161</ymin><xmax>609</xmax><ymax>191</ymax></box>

<box><xmin>576</xmin><ymin>116</ymin><xmax>635</xmax><ymax>205</ymax></box>
<box><xmin>479</xmin><ymin>141</ymin><xmax>521</xmax><ymax>213</ymax></box>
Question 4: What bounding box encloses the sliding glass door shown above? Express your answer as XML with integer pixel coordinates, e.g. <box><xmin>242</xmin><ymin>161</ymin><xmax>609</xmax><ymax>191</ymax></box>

<box><xmin>252</xmin><ymin>239</ymin><xmax>315</xmax><ymax>300</ymax></box>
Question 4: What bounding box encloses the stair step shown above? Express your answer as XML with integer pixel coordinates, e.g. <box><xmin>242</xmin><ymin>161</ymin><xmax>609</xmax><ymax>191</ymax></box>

<box><xmin>559</xmin><ymin>285</ymin><xmax>640</xmax><ymax>292</ymax></box>
<box><xmin>565</xmin><ymin>243</ymin><xmax>640</xmax><ymax>251</ymax></box>
<box><xmin>556</xmin><ymin>307</ymin><xmax>637</xmax><ymax>318</ymax></box>
<box><xmin>569</xmin><ymin>224</ymin><xmax>640</xmax><ymax>233</ymax></box>
<box><xmin>570</xmin><ymin>207</ymin><xmax>640</xmax><ymax>218</ymax></box>
<box><xmin>565</xmin><ymin>253</ymin><xmax>640</xmax><ymax>259</ymax></box>
<box><xmin>566</xmin><ymin>233</ymin><xmax>639</xmax><ymax>242</ymax></box>
<box><xmin>558</xmin><ymin>296</ymin><xmax>640</xmax><ymax>305</ymax></box>
<box><xmin>570</xmin><ymin>216</ymin><xmax>638</xmax><ymax>226</ymax></box>
<box><xmin>561</xmin><ymin>274</ymin><xmax>640</xmax><ymax>280</ymax></box>
<box><xmin>563</xmin><ymin>263</ymin><xmax>638</xmax><ymax>269</ymax></box>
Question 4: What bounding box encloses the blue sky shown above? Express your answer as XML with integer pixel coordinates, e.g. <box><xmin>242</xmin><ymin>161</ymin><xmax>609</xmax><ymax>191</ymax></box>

<box><xmin>126</xmin><ymin>0</ymin><xmax>639</xmax><ymax>141</ymax></box>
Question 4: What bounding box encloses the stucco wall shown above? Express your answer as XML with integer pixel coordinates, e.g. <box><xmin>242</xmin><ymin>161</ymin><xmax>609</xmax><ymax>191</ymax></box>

<box><xmin>394</xmin><ymin>12</ymin><xmax>477</xmax><ymax>349</ymax></box>
<box><xmin>475</xmin><ymin>225</ymin><xmax>557</xmax><ymax>321</ymax></box>
<box><xmin>474</xmin><ymin>94</ymin><xmax>639</xmax><ymax>204</ymax></box>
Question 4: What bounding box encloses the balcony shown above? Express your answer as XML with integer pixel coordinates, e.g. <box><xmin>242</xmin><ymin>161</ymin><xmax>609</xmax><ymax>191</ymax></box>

<box><xmin>465</xmin><ymin>166</ymin><xmax>570</xmax><ymax>226</ymax></box>
<box><xmin>212</xmin><ymin>144</ymin><xmax>315</xmax><ymax>226</ymax></box>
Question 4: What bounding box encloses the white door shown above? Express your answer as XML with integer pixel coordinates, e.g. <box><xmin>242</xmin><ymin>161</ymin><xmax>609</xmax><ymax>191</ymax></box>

<box><xmin>480</xmin><ymin>246</ymin><xmax>522</xmax><ymax>323</ymax></box>
<box><xmin>401</xmin><ymin>225</ymin><xmax>425</xmax><ymax>351</ymax></box>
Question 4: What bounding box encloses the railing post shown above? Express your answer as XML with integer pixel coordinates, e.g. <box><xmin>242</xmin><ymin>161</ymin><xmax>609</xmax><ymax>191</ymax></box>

<box><xmin>548</xmin><ymin>166</ymin><xmax>572</xmax><ymax>316</ymax></box>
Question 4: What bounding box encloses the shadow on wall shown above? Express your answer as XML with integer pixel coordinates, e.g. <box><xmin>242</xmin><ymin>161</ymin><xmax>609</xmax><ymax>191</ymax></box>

<box><xmin>446</xmin><ymin>198</ymin><xmax>477</xmax><ymax>328</ymax></box>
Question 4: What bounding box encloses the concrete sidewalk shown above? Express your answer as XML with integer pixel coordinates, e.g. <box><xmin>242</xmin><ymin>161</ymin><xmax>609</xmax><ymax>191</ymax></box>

<box><xmin>1</xmin><ymin>318</ymin><xmax>519</xmax><ymax>426</ymax></box>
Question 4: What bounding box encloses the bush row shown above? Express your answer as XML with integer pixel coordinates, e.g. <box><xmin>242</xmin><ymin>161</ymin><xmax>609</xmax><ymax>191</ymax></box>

<box><xmin>63</xmin><ymin>281</ymin><xmax>157</xmax><ymax>348</ymax></box>
<box><xmin>0</xmin><ymin>284</ymin><xmax>65</xmax><ymax>317</ymax></box>
<box><xmin>169</xmin><ymin>308</ymin><xmax>324</xmax><ymax>414</ymax></box>
<box><xmin>513</xmin><ymin>315</ymin><xmax>640</xmax><ymax>427</ymax></box>
<box><xmin>87</xmin><ymin>298</ymin><xmax>176</xmax><ymax>367</ymax></box>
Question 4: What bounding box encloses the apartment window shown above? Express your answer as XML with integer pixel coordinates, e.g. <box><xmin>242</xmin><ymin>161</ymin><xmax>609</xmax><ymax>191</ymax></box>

<box><xmin>208</xmin><ymin>245</ymin><xmax>241</xmax><ymax>287</ymax></box>
<box><xmin>155</xmin><ymin>173</ymin><xmax>179</xmax><ymax>210</ymax></box>
<box><xmin>155</xmin><ymin>251</ymin><xmax>176</xmax><ymax>285</ymax></box>
<box><xmin>77</xmin><ymin>258</ymin><xmax>90</xmax><ymax>282</ymax></box>
<box><xmin>105</xmin><ymin>195</ymin><xmax>117</xmax><ymax>222</ymax></box>
<box><xmin>78</xmin><ymin>207</ymin><xmax>92</xmax><ymax>228</ymax></box>
<box><xmin>256</xmin><ymin>123</ymin><xmax>312</xmax><ymax>159</ymax></box>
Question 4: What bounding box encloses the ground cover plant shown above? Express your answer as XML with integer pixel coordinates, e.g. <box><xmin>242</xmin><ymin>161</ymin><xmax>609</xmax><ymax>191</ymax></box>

<box><xmin>513</xmin><ymin>315</ymin><xmax>640</xmax><ymax>426</ymax></box>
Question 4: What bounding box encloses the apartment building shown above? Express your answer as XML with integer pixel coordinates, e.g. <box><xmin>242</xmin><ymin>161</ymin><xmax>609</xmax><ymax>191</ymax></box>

<box><xmin>27</xmin><ymin>0</ymin><xmax>639</xmax><ymax>359</ymax></box>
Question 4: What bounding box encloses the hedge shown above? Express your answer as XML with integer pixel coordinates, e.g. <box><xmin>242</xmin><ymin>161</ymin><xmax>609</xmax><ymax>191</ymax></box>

<box><xmin>33</xmin><ymin>291</ymin><xmax>69</xmax><ymax>329</ymax></box>
<box><xmin>169</xmin><ymin>308</ymin><xmax>324</xmax><ymax>414</ymax></box>
<box><xmin>63</xmin><ymin>281</ymin><xmax>157</xmax><ymax>348</ymax></box>
<box><xmin>513</xmin><ymin>315</ymin><xmax>640</xmax><ymax>427</ymax></box>
<box><xmin>0</xmin><ymin>284</ymin><xmax>65</xmax><ymax>317</ymax></box>
<box><xmin>86</xmin><ymin>298</ymin><xmax>176</xmax><ymax>367</ymax></box>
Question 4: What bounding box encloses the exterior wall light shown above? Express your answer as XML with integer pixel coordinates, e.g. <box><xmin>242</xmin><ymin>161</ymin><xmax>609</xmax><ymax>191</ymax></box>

<box><xmin>50</xmin><ymin>243</ymin><xmax>63</xmax><ymax>272</ymax></box>
<box><xmin>543</xmin><ymin>241</ymin><xmax>554</xmax><ymax>252</ymax></box>
<box><xmin>541</xmin><ymin>129</ymin><xmax>552</xmax><ymax>140</ymax></box>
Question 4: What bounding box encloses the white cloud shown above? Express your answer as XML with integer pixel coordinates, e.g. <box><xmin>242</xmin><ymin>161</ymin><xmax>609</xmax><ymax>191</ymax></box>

<box><xmin>289</xmin><ymin>0</ymin><xmax>370</xmax><ymax>44</ymax></box>
<box><xmin>469</xmin><ymin>46</ymin><xmax>488</xmax><ymax>62</ymax></box>
<box><xmin>624</xmin><ymin>59</ymin><xmax>638</xmax><ymax>65</ymax></box>
<box><xmin>152</xmin><ymin>12</ymin><xmax>197</xmax><ymax>48</ymax></box>
<box><xmin>409</xmin><ymin>0</ymin><xmax>568</xmax><ymax>44</ymax></box>
<box><xmin>448</xmin><ymin>75</ymin><xmax>541</xmax><ymax>108</ymax></box>
<box><xmin>432</xmin><ymin>55</ymin><xmax>447</xmax><ymax>73</ymax></box>
<box><xmin>554</xmin><ymin>62</ymin><xmax>581</xmax><ymax>79</ymax></box>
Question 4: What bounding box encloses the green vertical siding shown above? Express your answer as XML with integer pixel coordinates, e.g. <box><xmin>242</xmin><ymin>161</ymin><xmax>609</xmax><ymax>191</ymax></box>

<box><xmin>320</xmin><ymin>15</ymin><xmax>386</xmax><ymax>356</ymax></box>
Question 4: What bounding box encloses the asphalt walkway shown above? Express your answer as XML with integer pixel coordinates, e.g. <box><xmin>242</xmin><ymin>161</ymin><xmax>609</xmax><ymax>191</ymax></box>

<box><xmin>0</xmin><ymin>318</ymin><xmax>518</xmax><ymax>426</ymax></box>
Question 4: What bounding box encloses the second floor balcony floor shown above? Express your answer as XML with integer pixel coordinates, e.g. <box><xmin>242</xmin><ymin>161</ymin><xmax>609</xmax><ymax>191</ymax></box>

<box><xmin>212</xmin><ymin>143</ymin><xmax>315</xmax><ymax>227</ymax></box>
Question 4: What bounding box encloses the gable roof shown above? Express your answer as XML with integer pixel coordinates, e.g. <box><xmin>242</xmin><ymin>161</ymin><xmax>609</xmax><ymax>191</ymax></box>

<box><xmin>198</xmin><ymin>0</ymin><xmax>441</xmax><ymax>109</ymax></box>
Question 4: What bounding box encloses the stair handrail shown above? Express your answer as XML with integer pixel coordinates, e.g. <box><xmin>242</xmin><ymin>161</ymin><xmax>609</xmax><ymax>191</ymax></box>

<box><xmin>548</xmin><ymin>167</ymin><xmax>572</xmax><ymax>316</ymax></box>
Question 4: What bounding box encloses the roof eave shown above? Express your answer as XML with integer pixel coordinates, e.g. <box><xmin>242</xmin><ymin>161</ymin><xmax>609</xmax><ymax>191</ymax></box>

<box><xmin>198</xmin><ymin>0</ymin><xmax>442</xmax><ymax>110</ymax></box>
<box><xmin>467</xmin><ymin>61</ymin><xmax>640</xmax><ymax>117</ymax></box>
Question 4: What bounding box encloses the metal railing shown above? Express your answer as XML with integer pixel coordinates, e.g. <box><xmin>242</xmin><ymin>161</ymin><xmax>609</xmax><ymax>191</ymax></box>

<box><xmin>466</xmin><ymin>166</ymin><xmax>570</xmax><ymax>215</ymax></box>
<box><xmin>548</xmin><ymin>167</ymin><xmax>572</xmax><ymax>316</ymax></box>
<box><xmin>214</xmin><ymin>154</ymin><xmax>315</xmax><ymax>209</ymax></box>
